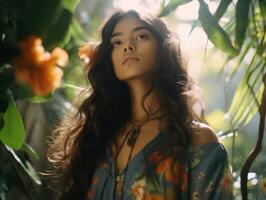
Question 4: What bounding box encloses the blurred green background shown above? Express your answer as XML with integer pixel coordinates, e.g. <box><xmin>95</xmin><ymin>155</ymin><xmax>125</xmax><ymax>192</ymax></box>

<box><xmin>0</xmin><ymin>0</ymin><xmax>265</xmax><ymax>199</ymax></box>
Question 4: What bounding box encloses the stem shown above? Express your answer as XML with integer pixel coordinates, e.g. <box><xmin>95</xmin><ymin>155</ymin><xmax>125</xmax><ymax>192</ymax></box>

<box><xmin>240</xmin><ymin>73</ymin><xmax>266</xmax><ymax>200</ymax></box>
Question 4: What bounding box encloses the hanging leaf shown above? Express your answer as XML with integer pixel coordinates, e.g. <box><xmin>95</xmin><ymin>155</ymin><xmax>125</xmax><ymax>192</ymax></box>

<box><xmin>0</xmin><ymin>91</ymin><xmax>25</xmax><ymax>149</ymax></box>
<box><xmin>63</xmin><ymin>0</ymin><xmax>81</xmax><ymax>12</ymax></box>
<box><xmin>235</xmin><ymin>0</ymin><xmax>251</xmax><ymax>50</ymax></box>
<box><xmin>20</xmin><ymin>143</ymin><xmax>39</xmax><ymax>160</ymax></box>
<box><xmin>259</xmin><ymin>0</ymin><xmax>266</xmax><ymax>20</ymax></box>
<box><xmin>70</xmin><ymin>17</ymin><xmax>87</xmax><ymax>41</ymax></box>
<box><xmin>214</xmin><ymin>0</ymin><xmax>232</xmax><ymax>21</ymax></box>
<box><xmin>228</xmin><ymin>59</ymin><xmax>264</xmax><ymax>126</ymax></box>
<box><xmin>198</xmin><ymin>0</ymin><xmax>238</xmax><ymax>58</ymax></box>
<box><xmin>227</xmin><ymin>43</ymin><xmax>251</xmax><ymax>80</ymax></box>
<box><xmin>158</xmin><ymin>0</ymin><xmax>192</xmax><ymax>17</ymax></box>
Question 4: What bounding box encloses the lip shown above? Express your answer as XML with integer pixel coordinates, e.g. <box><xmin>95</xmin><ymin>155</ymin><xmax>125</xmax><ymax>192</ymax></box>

<box><xmin>122</xmin><ymin>56</ymin><xmax>139</xmax><ymax>65</ymax></box>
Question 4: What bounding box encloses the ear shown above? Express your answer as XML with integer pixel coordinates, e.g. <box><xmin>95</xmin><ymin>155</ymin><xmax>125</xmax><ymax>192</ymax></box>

<box><xmin>191</xmin><ymin>122</ymin><xmax>218</xmax><ymax>145</ymax></box>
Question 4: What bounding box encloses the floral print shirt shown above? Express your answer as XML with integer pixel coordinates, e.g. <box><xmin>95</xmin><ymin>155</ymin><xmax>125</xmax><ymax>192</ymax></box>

<box><xmin>87</xmin><ymin>132</ymin><xmax>233</xmax><ymax>200</ymax></box>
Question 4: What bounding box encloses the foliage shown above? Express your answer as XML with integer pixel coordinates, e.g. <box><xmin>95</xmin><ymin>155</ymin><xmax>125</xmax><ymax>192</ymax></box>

<box><xmin>158</xmin><ymin>0</ymin><xmax>266</xmax><ymax>199</ymax></box>
<box><xmin>0</xmin><ymin>0</ymin><xmax>80</xmax><ymax>199</ymax></box>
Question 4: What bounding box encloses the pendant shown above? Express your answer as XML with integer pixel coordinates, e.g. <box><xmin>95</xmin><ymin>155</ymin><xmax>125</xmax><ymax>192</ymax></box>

<box><xmin>127</xmin><ymin>126</ymin><xmax>140</xmax><ymax>146</ymax></box>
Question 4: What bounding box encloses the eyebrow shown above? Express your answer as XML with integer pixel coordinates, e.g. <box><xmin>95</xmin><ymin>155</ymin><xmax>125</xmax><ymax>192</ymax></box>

<box><xmin>111</xmin><ymin>26</ymin><xmax>150</xmax><ymax>39</ymax></box>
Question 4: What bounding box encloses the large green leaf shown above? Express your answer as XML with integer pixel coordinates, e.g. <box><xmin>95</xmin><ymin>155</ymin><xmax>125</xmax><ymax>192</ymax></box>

<box><xmin>4</xmin><ymin>144</ymin><xmax>41</xmax><ymax>199</ymax></box>
<box><xmin>0</xmin><ymin>91</ymin><xmax>25</xmax><ymax>149</ymax></box>
<box><xmin>214</xmin><ymin>0</ymin><xmax>232</xmax><ymax>21</ymax></box>
<box><xmin>15</xmin><ymin>0</ymin><xmax>63</xmax><ymax>38</ymax></box>
<box><xmin>44</xmin><ymin>8</ymin><xmax>72</xmax><ymax>49</ymax></box>
<box><xmin>158</xmin><ymin>0</ymin><xmax>192</xmax><ymax>17</ymax></box>
<box><xmin>0</xmin><ymin>67</ymin><xmax>14</xmax><ymax>95</ymax></box>
<box><xmin>235</xmin><ymin>0</ymin><xmax>251</xmax><ymax>50</ymax></box>
<box><xmin>63</xmin><ymin>0</ymin><xmax>81</xmax><ymax>12</ymax></box>
<box><xmin>198</xmin><ymin>0</ymin><xmax>238</xmax><ymax>58</ymax></box>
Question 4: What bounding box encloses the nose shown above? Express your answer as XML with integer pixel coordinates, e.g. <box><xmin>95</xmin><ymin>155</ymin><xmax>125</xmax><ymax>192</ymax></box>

<box><xmin>123</xmin><ymin>41</ymin><xmax>135</xmax><ymax>52</ymax></box>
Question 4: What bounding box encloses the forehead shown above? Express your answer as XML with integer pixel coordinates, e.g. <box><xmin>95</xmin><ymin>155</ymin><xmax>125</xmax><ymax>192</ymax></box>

<box><xmin>112</xmin><ymin>16</ymin><xmax>146</xmax><ymax>34</ymax></box>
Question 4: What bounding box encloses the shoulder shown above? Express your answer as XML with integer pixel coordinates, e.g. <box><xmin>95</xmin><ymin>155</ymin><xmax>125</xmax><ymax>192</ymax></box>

<box><xmin>191</xmin><ymin>121</ymin><xmax>219</xmax><ymax>146</ymax></box>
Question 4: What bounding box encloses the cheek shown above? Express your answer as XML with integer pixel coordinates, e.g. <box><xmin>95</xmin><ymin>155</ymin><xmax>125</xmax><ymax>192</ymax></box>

<box><xmin>142</xmin><ymin>44</ymin><xmax>159</xmax><ymax>69</ymax></box>
<box><xmin>111</xmin><ymin>51</ymin><xmax>122</xmax><ymax>74</ymax></box>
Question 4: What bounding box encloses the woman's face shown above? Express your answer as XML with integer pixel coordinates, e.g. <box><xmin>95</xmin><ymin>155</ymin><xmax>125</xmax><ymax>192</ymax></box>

<box><xmin>111</xmin><ymin>17</ymin><xmax>159</xmax><ymax>82</ymax></box>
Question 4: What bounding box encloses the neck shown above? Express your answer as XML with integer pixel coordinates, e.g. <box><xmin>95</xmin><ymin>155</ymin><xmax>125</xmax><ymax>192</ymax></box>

<box><xmin>126</xmin><ymin>79</ymin><xmax>163</xmax><ymax>123</ymax></box>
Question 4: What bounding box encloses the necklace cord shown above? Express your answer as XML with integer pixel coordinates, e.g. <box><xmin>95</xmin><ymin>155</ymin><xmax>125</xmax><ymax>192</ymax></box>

<box><xmin>113</xmin><ymin>113</ymin><xmax>167</xmax><ymax>200</ymax></box>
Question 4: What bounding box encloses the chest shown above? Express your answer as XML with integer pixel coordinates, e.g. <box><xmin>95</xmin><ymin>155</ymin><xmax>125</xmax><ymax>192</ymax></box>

<box><xmin>111</xmin><ymin>123</ymin><xmax>161</xmax><ymax>174</ymax></box>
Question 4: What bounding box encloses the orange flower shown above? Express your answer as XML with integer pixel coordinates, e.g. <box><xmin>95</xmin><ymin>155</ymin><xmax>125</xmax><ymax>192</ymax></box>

<box><xmin>78</xmin><ymin>42</ymin><xmax>98</xmax><ymax>68</ymax></box>
<box><xmin>156</xmin><ymin>156</ymin><xmax>187</xmax><ymax>191</ymax></box>
<box><xmin>13</xmin><ymin>35</ymin><xmax>68</xmax><ymax>96</ymax></box>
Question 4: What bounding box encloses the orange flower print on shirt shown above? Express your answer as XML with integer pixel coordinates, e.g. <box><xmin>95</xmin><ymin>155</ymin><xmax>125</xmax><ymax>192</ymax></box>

<box><xmin>149</xmin><ymin>150</ymin><xmax>164</xmax><ymax>163</ymax></box>
<box><xmin>87</xmin><ymin>176</ymin><xmax>99</xmax><ymax>200</ymax></box>
<box><xmin>131</xmin><ymin>178</ymin><xmax>147</xmax><ymax>200</ymax></box>
<box><xmin>143</xmin><ymin>194</ymin><xmax>165</xmax><ymax>200</ymax></box>
<box><xmin>220</xmin><ymin>166</ymin><xmax>233</xmax><ymax>193</ymax></box>
<box><xmin>156</xmin><ymin>156</ymin><xmax>187</xmax><ymax>192</ymax></box>
<box><xmin>91</xmin><ymin>176</ymin><xmax>99</xmax><ymax>185</ymax></box>
<box><xmin>131</xmin><ymin>178</ymin><xmax>165</xmax><ymax>200</ymax></box>
<box><xmin>13</xmin><ymin>35</ymin><xmax>68</xmax><ymax>96</ymax></box>
<box><xmin>87</xmin><ymin>189</ymin><xmax>94</xmax><ymax>200</ymax></box>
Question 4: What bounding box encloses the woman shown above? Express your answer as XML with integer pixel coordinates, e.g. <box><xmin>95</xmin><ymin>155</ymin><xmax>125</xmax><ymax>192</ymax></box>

<box><xmin>48</xmin><ymin>10</ymin><xmax>233</xmax><ymax>200</ymax></box>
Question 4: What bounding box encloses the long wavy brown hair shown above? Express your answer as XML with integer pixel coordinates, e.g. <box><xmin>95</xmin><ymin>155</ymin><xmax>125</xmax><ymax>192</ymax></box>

<box><xmin>47</xmin><ymin>9</ymin><xmax>203</xmax><ymax>200</ymax></box>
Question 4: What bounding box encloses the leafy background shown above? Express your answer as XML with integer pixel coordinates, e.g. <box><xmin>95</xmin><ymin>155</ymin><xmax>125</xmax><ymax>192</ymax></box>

<box><xmin>0</xmin><ymin>0</ymin><xmax>265</xmax><ymax>199</ymax></box>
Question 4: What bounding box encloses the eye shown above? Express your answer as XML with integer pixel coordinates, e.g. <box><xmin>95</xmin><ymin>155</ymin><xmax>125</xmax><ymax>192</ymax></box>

<box><xmin>111</xmin><ymin>40</ymin><xmax>123</xmax><ymax>47</ymax></box>
<box><xmin>136</xmin><ymin>33</ymin><xmax>149</xmax><ymax>40</ymax></box>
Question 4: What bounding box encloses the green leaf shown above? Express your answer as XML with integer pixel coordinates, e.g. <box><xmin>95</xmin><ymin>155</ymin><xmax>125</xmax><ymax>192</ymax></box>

<box><xmin>63</xmin><ymin>0</ymin><xmax>81</xmax><ymax>12</ymax></box>
<box><xmin>228</xmin><ymin>58</ymin><xmax>264</xmax><ymax>126</ymax></box>
<box><xmin>259</xmin><ymin>0</ymin><xmax>266</xmax><ymax>20</ymax></box>
<box><xmin>235</xmin><ymin>0</ymin><xmax>251</xmax><ymax>50</ymax></box>
<box><xmin>44</xmin><ymin>8</ymin><xmax>72</xmax><ymax>49</ymax></box>
<box><xmin>198</xmin><ymin>0</ymin><xmax>239</xmax><ymax>58</ymax></box>
<box><xmin>70</xmin><ymin>17</ymin><xmax>87</xmax><ymax>41</ymax></box>
<box><xmin>21</xmin><ymin>143</ymin><xmax>39</xmax><ymax>160</ymax></box>
<box><xmin>0</xmin><ymin>117</ymin><xmax>4</xmax><ymax>130</ymax></box>
<box><xmin>214</xmin><ymin>0</ymin><xmax>232</xmax><ymax>21</ymax></box>
<box><xmin>0</xmin><ymin>97</ymin><xmax>8</xmax><ymax>113</ymax></box>
<box><xmin>4</xmin><ymin>144</ymin><xmax>41</xmax><ymax>199</ymax></box>
<box><xmin>0</xmin><ymin>66</ymin><xmax>15</xmax><ymax>95</ymax></box>
<box><xmin>16</xmin><ymin>0</ymin><xmax>63</xmax><ymax>38</ymax></box>
<box><xmin>0</xmin><ymin>91</ymin><xmax>25</xmax><ymax>149</ymax></box>
<box><xmin>158</xmin><ymin>0</ymin><xmax>192</xmax><ymax>17</ymax></box>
